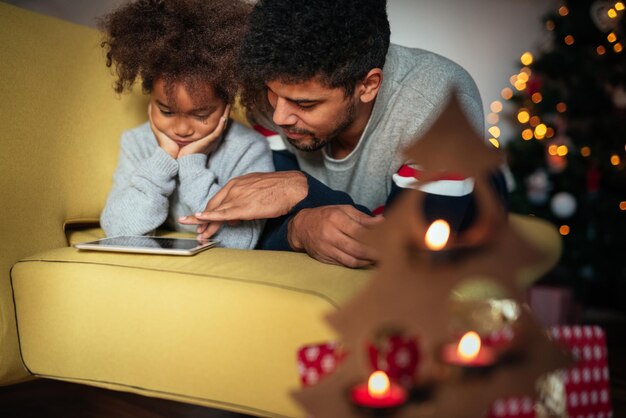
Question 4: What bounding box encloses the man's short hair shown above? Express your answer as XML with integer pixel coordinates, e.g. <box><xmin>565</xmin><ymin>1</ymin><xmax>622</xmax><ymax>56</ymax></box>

<box><xmin>238</xmin><ymin>0</ymin><xmax>390</xmax><ymax>110</ymax></box>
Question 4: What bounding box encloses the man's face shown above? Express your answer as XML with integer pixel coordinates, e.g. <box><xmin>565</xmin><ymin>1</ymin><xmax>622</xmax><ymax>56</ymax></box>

<box><xmin>150</xmin><ymin>77</ymin><xmax>226</xmax><ymax>148</ymax></box>
<box><xmin>266</xmin><ymin>79</ymin><xmax>358</xmax><ymax>152</ymax></box>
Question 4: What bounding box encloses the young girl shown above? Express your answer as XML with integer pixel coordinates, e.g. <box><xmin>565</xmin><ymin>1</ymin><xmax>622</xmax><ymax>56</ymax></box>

<box><xmin>99</xmin><ymin>0</ymin><xmax>273</xmax><ymax>249</ymax></box>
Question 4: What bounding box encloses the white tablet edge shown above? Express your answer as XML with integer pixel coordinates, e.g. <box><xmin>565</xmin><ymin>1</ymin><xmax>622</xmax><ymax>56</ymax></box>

<box><xmin>73</xmin><ymin>237</ymin><xmax>216</xmax><ymax>256</ymax></box>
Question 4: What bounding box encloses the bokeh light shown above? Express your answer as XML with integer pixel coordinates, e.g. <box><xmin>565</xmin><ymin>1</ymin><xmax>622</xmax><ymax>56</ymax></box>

<box><xmin>486</xmin><ymin>113</ymin><xmax>499</xmax><ymax>125</ymax></box>
<box><xmin>517</xmin><ymin>109</ymin><xmax>530</xmax><ymax>123</ymax></box>
<box><xmin>490</xmin><ymin>101</ymin><xmax>503</xmax><ymax>113</ymax></box>
<box><xmin>611</xmin><ymin>154</ymin><xmax>621</xmax><ymax>165</ymax></box>
<box><xmin>488</xmin><ymin>126</ymin><xmax>501</xmax><ymax>138</ymax></box>
<box><xmin>522</xmin><ymin>129</ymin><xmax>534</xmax><ymax>141</ymax></box>
<box><xmin>520</xmin><ymin>52</ymin><xmax>534</xmax><ymax>66</ymax></box>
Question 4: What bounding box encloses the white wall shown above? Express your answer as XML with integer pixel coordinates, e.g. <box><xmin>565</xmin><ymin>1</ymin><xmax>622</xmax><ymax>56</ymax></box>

<box><xmin>387</xmin><ymin>0</ymin><xmax>556</xmax><ymax>137</ymax></box>
<box><xmin>5</xmin><ymin>0</ymin><xmax>556</xmax><ymax>136</ymax></box>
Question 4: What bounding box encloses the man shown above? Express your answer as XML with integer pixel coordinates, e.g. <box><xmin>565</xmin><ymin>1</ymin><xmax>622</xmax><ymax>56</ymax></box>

<box><xmin>180</xmin><ymin>0</ymin><xmax>505</xmax><ymax>267</ymax></box>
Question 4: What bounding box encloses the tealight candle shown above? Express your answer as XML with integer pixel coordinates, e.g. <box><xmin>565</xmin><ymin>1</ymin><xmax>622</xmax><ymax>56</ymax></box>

<box><xmin>441</xmin><ymin>331</ymin><xmax>496</xmax><ymax>368</ymax></box>
<box><xmin>424</xmin><ymin>219</ymin><xmax>458</xmax><ymax>262</ymax></box>
<box><xmin>425</xmin><ymin>219</ymin><xmax>450</xmax><ymax>251</ymax></box>
<box><xmin>350</xmin><ymin>370</ymin><xmax>407</xmax><ymax>410</ymax></box>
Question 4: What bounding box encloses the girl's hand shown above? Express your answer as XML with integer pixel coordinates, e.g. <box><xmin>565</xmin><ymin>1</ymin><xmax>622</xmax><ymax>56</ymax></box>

<box><xmin>178</xmin><ymin>105</ymin><xmax>231</xmax><ymax>158</ymax></box>
<box><xmin>148</xmin><ymin>103</ymin><xmax>179</xmax><ymax>159</ymax></box>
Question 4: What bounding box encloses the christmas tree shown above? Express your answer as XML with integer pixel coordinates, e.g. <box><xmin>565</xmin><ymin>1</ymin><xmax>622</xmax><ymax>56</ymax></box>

<box><xmin>499</xmin><ymin>0</ymin><xmax>626</xmax><ymax>312</ymax></box>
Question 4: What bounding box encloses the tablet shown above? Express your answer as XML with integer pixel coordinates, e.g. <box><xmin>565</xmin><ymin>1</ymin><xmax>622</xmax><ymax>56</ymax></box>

<box><xmin>74</xmin><ymin>235</ymin><xmax>216</xmax><ymax>256</ymax></box>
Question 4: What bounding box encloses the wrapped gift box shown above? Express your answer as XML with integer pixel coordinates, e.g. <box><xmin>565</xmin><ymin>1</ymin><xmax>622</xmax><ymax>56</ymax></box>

<box><xmin>488</xmin><ymin>325</ymin><xmax>612</xmax><ymax>418</ymax></box>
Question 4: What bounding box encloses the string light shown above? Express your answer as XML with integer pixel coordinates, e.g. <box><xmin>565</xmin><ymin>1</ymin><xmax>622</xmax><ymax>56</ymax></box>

<box><xmin>557</xmin><ymin>145</ymin><xmax>569</xmax><ymax>156</ymax></box>
<box><xmin>486</xmin><ymin>113</ymin><xmax>499</xmax><ymax>125</ymax></box>
<box><xmin>489</xmin><ymin>138</ymin><xmax>500</xmax><ymax>148</ymax></box>
<box><xmin>559</xmin><ymin>225</ymin><xmax>571</xmax><ymax>236</ymax></box>
<box><xmin>546</xmin><ymin>127</ymin><xmax>555</xmax><ymax>138</ymax></box>
<box><xmin>518</xmin><ymin>109</ymin><xmax>530</xmax><ymax>123</ymax></box>
<box><xmin>565</xmin><ymin>35</ymin><xmax>575</xmax><ymax>45</ymax></box>
<box><xmin>529</xmin><ymin>116</ymin><xmax>541</xmax><ymax>127</ymax></box>
<box><xmin>501</xmin><ymin>88</ymin><xmax>513</xmax><ymax>100</ymax></box>
<box><xmin>488</xmin><ymin>126</ymin><xmax>501</xmax><ymax>138</ymax></box>
<box><xmin>556</xmin><ymin>102</ymin><xmax>567</xmax><ymax>113</ymax></box>
<box><xmin>615</xmin><ymin>43</ymin><xmax>623</xmax><ymax>53</ymax></box>
<box><xmin>608</xmin><ymin>8</ymin><xmax>618</xmax><ymax>18</ymax></box>
<box><xmin>548</xmin><ymin>145</ymin><xmax>558</xmax><ymax>155</ymax></box>
<box><xmin>520</xmin><ymin>52</ymin><xmax>534</xmax><ymax>66</ymax></box>
<box><xmin>608</xmin><ymin>32</ymin><xmax>618</xmax><ymax>43</ymax></box>
<box><xmin>611</xmin><ymin>154</ymin><xmax>621</xmax><ymax>165</ymax></box>
<box><xmin>531</xmin><ymin>92</ymin><xmax>543</xmax><ymax>103</ymax></box>
<box><xmin>534</xmin><ymin>124</ymin><xmax>548</xmax><ymax>139</ymax></box>
<box><xmin>517</xmin><ymin>72</ymin><xmax>530</xmax><ymax>83</ymax></box>
<box><xmin>522</xmin><ymin>129</ymin><xmax>534</xmax><ymax>141</ymax></box>
<box><xmin>620</xmin><ymin>201</ymin><xmax>626</xmax><ymax>211</ymax></box>
<box><xmin>545</xmin><ymin>20</ymin><xmax>555</xmax><ymax>31</ymax></box>
<box><xmin>490</xmin><ymin>101</ymin><xmax>503</xmax><ymax>113</ymax></box>
<box><xmin>559</xmin><ymin>6</ymin><xmax>569</xmax><ymax>16</ymax></box>
<box><xmin>597</xmin><ymin>45</ymin><xmax>607</xmax><ymax>55</ymax></box>
<box><xmin>581</xmin><ymin>147</ymin><xmax>591</xmax><ymax>157</ymax></box>
<box><xmin>514</xmin><ymin>80</ymin><xmax>527</xmax><ymax>91</ymax></box>
<box><xmin>616</xmin><ymin>2</ymin><xmax>625</xmax><ymax>11</ymax></box>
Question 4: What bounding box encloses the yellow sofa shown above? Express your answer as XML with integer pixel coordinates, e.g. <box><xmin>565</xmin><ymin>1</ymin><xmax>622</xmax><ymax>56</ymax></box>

<box><xmin>0</xmin><ymin>3</ymin><xmax>561</xmax><ymax>417</ymax></box>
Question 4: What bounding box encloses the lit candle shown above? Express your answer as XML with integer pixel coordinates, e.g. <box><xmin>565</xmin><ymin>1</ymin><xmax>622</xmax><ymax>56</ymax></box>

<box><xmin>441</xmin><ymin>331</ymin><xmax>496</xmax><ymax>368</ymax></box>
<box><xmin>425</xmin><ymin>219</ymin><xmax>450</xmax><ymax>251</ymax></box>
<box><xmin>350</xmin><ymin>370</ymin><xmax>407</xmax><ymax>409</ymax></box>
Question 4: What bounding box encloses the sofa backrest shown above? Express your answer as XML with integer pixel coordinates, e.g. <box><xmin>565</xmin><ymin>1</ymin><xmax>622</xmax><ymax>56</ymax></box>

<box><xmin>0</xmin><ymin>2</ymin><xmax>147</xmax><ymax>383</ymax></box>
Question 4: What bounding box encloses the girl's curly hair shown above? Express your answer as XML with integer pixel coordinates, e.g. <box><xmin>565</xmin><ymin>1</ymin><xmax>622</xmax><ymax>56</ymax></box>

<box><xmin>99</xmin><ymin>0</ymin><xmax>251</xmax><ymax>104</ymax></box>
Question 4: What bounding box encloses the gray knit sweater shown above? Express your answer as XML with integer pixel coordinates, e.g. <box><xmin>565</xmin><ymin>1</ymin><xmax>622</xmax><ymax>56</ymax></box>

<box><xmin>255</xmin><ymin>44</ymin><xmax>484</xmax><ymax>211</ymax></box>
<box><xmin>100</xmin><ymin>121</ymin><xmax>273</xmax><ymax>249</ymax></box>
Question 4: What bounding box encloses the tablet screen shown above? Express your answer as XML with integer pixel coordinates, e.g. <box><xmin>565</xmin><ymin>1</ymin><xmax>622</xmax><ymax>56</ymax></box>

<box><xmin>74</xmin><ymin>236</ymin><xmax>215</xmax><ymax>255</ymax></box>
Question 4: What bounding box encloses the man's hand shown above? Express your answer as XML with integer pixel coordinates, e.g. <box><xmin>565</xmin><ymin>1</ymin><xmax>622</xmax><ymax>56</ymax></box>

<box><xmin>148</xmin><ymin>103</ymin><xmax>180</xmax><ymax>159</ymax></box>
<box><xmin>178</xmin><ymin>105</ymin><xmax>230</xmax><ymax>158</ymax></box>
<box><xmin>288</xmin><ymin>205</ymin><xmax>383</xmax><ymax>268</ymax></box>
<box><xmin>178</xmin><ymin>171</ymin><xmax>308</xmax><ymax>240</ymax></box>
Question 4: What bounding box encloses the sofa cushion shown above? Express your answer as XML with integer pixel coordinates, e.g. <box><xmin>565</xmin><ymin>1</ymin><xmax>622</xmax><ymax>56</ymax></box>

<box><xmin>11</xmin><ymin>247</ymin><xmax>371</xmax><ymax>417</ymax></box>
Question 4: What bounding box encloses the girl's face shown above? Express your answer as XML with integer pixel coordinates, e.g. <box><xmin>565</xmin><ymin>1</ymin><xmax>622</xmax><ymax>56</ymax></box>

<box><xmin>150</xmin><ymin>78</ymin><xmax>227</xmax><ymax>147</ymax></box>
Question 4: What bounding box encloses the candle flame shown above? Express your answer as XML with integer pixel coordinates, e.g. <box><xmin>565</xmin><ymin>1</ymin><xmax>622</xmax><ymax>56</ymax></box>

<box><xmin>457</xmin><ymin>331</ymin><xmax>481</xmax><ymax>360</ymax></box>
<box><xmin>367</xmin><ymin>371</ymin><xmax>390</xmax><ymax>398</ymax></box>
<box><xmin>425</xmin><ymin>219</ymin><xmax>450</xmax><ymax>251</ymax></box>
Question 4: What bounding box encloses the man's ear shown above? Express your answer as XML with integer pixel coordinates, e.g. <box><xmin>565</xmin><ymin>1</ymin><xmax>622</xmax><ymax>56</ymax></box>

<box><xmin>357</xmin><ymin>68</ymin><xmax>383</xmax><ymax>104</ymax></box>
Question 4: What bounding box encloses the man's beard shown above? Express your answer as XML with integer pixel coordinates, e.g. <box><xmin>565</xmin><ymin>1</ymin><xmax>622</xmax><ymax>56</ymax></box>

<box><xmin>284</xmin><ymin>98</ymin><xmax>357</xmax><ymax>152</ymax></box>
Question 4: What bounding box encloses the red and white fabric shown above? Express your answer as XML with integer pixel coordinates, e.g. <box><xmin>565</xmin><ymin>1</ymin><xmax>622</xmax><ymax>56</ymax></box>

<box><xmin>253</xmin><ymin>124</ymin><xmax>285</xmax><ymax>151</ymax></box>
<box><xmin>393</xmin><ymin>164</ymin><xmax>474</xmax><ymax>197</ymax></box>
